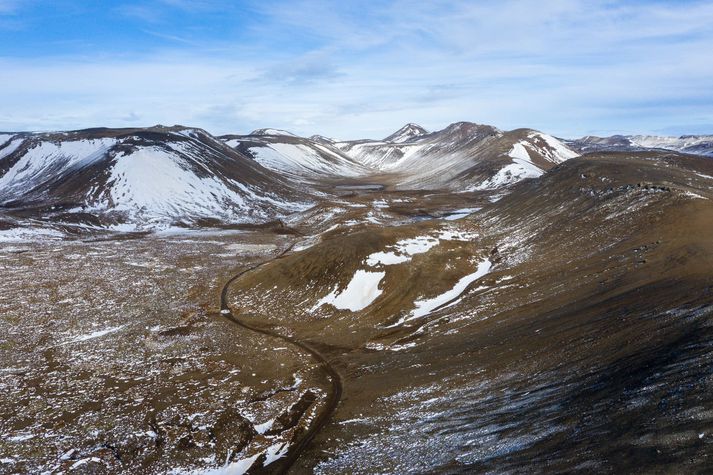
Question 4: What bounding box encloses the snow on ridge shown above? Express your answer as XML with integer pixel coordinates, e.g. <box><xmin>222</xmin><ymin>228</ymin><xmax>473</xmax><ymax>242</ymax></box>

<box><xmin>468</xmin><ymin>134</ymin><xmax>577</xmax><ymax>191</ymax></box>
<box><xmin>104</xmin><ymin>143</ymin><xmax>305</xmax><ymax>223</ymax></box>
<box><xmin>0</xmin><ymin>133</ymin><xmax>17</xmax><ymax>145</ymax></box>
<box><xmin>509</xmin><ymin>142</ymin><xmax>532</xmax><ymax>162</ymax></box>
<box><xmin>0</xmin><ymin>138</ymin><xmax>117</xmax><ymax>200</ymax></box>
<box><xmin>199</xmin><ymin>440</ymin><xmax>289</xmax><ymax>475</ymax></box>
<box><xmin>0</xmin><ymin>138</ymin><xmax>25</xmax><ymax>160</ymax></box>
<box><xmin>528</xmin><ymin>132</ymin><xmax>579</xmax><ymax>163</ymax></box>
<box><xmin>199</xmin><ymin>453</ymin><xmax>260</xmax><ymax>475</ymax></box>
<box><xmin>310</xmin><ymin>135</ymin><xmax>336</xmax><ymax>144</ymax></box>
<box><xmin>406</xmin><ymin>258</ymin><xmax>492</xmax><ymax>322</ymax></box>
<box><xmin>469</xmin><ymin>142</ymin><xmax>543</xmax><ymax>191</ymax></box>
<box><xmin>386</xmin><ymin>124</ymin><xmax>428</xmax><ymax>143</ymax></box>
<box><xmin>263</xmin><ymin>443</ymin><xmax>290</xmax><ymax>467</ymax></box>
<box><xmin>251</xmin><ymin>128</ymin><xmax>297</xmax><ymax>137</ymax></box>
<box><xmin>249</xmin><ymin>142</ymin><xmax>362</xmax><ymax>177</ymax></box>
<box><xmin>629</xmin><ymin>134</ymin><xmax>713</xmax><ymax>152</ymax></box>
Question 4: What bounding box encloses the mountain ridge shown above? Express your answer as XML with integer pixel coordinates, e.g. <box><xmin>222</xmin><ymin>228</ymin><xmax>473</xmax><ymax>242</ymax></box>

<box><xmin>0</xmin><ymin>126</ymin><xmax>312</xmax><ymax>232</ymax></box>
<box><xmin>4</xmin><ymin>120</ymin><xmax>712</xmax><ymax>237</ymax></box>
<box><xmin>566</xmin><ymin>133</ymin><xmax>713</xmax><ymax>156</ymax></box>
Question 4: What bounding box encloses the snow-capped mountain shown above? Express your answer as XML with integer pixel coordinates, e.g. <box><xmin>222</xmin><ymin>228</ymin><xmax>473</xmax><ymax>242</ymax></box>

<box><xmin>220</xmin><ymin>132</ymin><xmax>371</xmax><ymax>181</ymax></box>
<box><xmin>249</xmin><ymin>128</ymin><xmax>298</xmax><ymax>137</ymax></box>
<box><xmin>334</xmin><ymin>122</ymin><xmax>501</xmax><ymax>170</ymax></box>
<box><xmin>0</xmin><ymin>120</ymin><xmax>583</xmax><ymax>235</ymax></box>
<box><xmin>335</xmin><ymin>122</ymin><xmax>579</xmax><ymax>190</ymax></box>
<box><xmin>0</xmin><ymin>126</ymin><xmax>311</xmax><ymax>230</ymax></box>
<box><xmin>467</xmin><ymin>129</ymin><xmax>579</xmax><ymax>191</ymax></box>
<box><xmin>309</xmin><ymin>135</ymin><xmax>337</xmax><ymax>145</ymax></box>
<box><xmin>221</xmin><ymin>121</ymin><xmax>578</xmax><ymax>192</ymax></box>
<box><xmin>567</xmin><ymin>134</ymin><xmax>713</xmax><ymax>157</ymax></box>
<box><xmin>383</xmin><ymin>123</ymin><xmax>428</xmax><ymax>143</ymax></box>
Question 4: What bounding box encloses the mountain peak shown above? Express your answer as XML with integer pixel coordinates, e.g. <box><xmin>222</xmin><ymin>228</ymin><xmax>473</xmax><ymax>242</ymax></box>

<box><xmin>433</xmin><ymin>121</ymin><xmax>501</xmax><ymax>143</ymax></box>
<box><xmin>383</xmin><ymin>123</ymin><xmax>428</xmax><ymax>143</ymax></box>
<box><xmin>309</xmin><ymin>134</ymin><xmax>336</xmax><ymax>144</ymax></box>
<box><xmin>250</xmin><ymin>128</ymin><xmax>297</xmax><ymax>137</ymax></box>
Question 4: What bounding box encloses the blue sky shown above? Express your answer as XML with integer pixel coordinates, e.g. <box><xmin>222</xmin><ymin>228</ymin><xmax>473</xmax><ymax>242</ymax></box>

<box><xmin>1</xmin><ymin>0</ymin><xmax>712</xmax><ymax>139</ymax></box>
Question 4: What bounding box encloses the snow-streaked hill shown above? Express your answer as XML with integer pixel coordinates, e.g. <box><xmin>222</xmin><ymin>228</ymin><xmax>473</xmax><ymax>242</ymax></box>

<box><xmin>567</xmin><ymin>134</ymin><xmax>713</xmax><ymax>157</ymax></box>
<box><xmin>336</xmin><ymin>122</ymin><xmax>579</xmax><ymax>191</ymax></box>
<box><xmin>0</xmin><ymin>120</ymin><xmax>584</xmax><ymax>237</ymax></box>
<box><xmin>335</xmin><ymin>122</ymin><xmax>502</xmax><ymax>170</ymax></box>
<box><xmin>0</xmin><ymin>127</ymin><xmax>312</xmax><ymax>230</ymax></box>
<box><xmin>383</xmin><ymin>123</ymin><xmax>428</xmax><ymax>143</ymax></box>
<box><xmin>249</xmin><ymin>128</ymin><xmax>298</xmax><ymax>137</ymax></box>
<box><xmin>468</xmin><ymin>131</ymin><xmax>578</xmax><ymax>190</ymax></box>
<box><xmin>629</xmin><ymin>135</ymin><xmax>713</xmax><ymax>156</ymax></box>
<box><xmin>220</xmin><ymin>133</ymin><xmax>372</xmax><ymax>180</ymax></box>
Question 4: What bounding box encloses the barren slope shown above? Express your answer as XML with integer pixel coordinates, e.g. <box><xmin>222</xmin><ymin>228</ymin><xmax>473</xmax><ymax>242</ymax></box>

<box><xmin>226</xmin><ymin>150</ymin><xmax>713</xmax><ymax>473</ymax></box>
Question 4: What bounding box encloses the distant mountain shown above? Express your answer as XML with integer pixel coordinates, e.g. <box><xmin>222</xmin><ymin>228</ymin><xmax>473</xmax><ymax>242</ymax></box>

<box><xmin>221</xmin><ymin>121</ymin><xmax>579</xmax><ymax>192</ymax></box>
<box><xmin>309</xmin><ymin>135</ymin><xmax>337</xmax><ymax>145</ymax></box>
<box><xmin>0</xmin><ymin>119</ymin><xmax>593</xmax><ymax>236</ymax></box>
<box><xmin>383</xmin><ymin>123</ymin><xmax>428</xmax><ymax>143</ymax></box>
<box><xmin>335</xmin><ymin>122</ymin><xmax>579</xmax><ymax>191</ymax></box>
<box><xmin>220</xmin><ymin>132</ymin><xmax>371</xmax><ymax>181</ymax></box>
<box><xmin>249</xmin><ymin>128</ymin><xmax>297</xmax><ymax>137</ymax></box>
<box><xmin>0</xmin><ymin>126</ymin><xmax>311</xmax><ymax>230</ymax></box>
<box><xmin>567</xmin><ymin>134</ymin><xmax>713</xmax><ymax>157</ymax></box>
<box><xmin>335</xmin><ymin>122</ymin><xmax>502</xmax><ymax>170</ymax></box>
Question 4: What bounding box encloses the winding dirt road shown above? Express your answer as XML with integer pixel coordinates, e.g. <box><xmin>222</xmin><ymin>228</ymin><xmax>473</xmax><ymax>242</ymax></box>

<box><xmin>219</xmin><ymin>243</ymin><xmax>343</xmax><ymax>474</ymax></box>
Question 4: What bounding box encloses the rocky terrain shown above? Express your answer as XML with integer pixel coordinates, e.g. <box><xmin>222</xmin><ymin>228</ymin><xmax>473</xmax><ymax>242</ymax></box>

<box><xmin>1</xmin><ymin>121</ymin><xmax>713</xmax><ymax>474</ymax></box>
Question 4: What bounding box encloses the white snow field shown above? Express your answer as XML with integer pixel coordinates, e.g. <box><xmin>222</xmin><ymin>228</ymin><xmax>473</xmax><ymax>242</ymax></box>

<box><xmin>312</xmin><ymin>270</ymin><xmax>386</xmax><ymax>312</ymax></box>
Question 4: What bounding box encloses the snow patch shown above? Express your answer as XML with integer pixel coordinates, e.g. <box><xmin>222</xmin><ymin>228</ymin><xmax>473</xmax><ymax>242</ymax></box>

<box><xmin>63</xmin><ymin>325</ymin><xmax>126</xmax><ymax>345</ymax></box>
<box><xmin>399</xmin><ymin>258</ymin><xmax>492</xmax><ymax>324</ymax></box>
<box><xmin>253</xmin><ymin>419</ymin><xmax>274</xmax><ymax>435</ymax></box>
<box><xmin>529</xmin><ymin>132</ymin><xmax>579</xmax><ymax>162</ymax></box>
<box><xmin>263</xmin><ymin>442</ymin><xmax>289</xmax><ymax>466</ymax></box>
<box><xmin>509</xmin><ymin>142</ymin><xmax>531</xmax><ymax>162</ymax></box>
<box><xmin>251</xmin><ymin>128</ymin><xmax>296</xmax><ymax>137</ymax></box>
<box><xmin>470</xmin><ymin>159</ymin><xmax>542</xmax><ymax>191</ymax></box>
<box><xmin>0</xmin><ymin>227</ymin><xmax>64</xmax><ymax>242</ymax></box>
<box><xmin>200</xmin><ymin>453</ymin><xmax>260</xmax><ymax>475</ymax></box>
<box><xmin>443</xmin><ymin>207</ymin><xmax>481</xmax><ymax>220</ymax></box>
<box><xmin>366</xmin><ymin>236</ymin><xmax>439</xmax><ymax>266</ymax></box>
<box><xmin>366</xmin><ymin>230</ymin><xmax>476</xmax><ymax>267</ymax></box>
<box><xmin>312</xmin><ymin>270</ymin><xmax>385</xmax><ymax>312</ymax></box>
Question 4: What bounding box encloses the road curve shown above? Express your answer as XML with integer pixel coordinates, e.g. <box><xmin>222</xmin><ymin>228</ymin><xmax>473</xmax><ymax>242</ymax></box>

<box><xmin>219</xmin><ymin>243</ymin><xmax>343</xmax><ymax>474</ymax></box>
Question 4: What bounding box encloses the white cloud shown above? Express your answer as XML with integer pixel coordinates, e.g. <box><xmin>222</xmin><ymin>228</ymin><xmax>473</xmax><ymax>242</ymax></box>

<box><xmin>1</xmin><ymin>0</ymin><xmax>713</xmax><ymax>138</ymax></box>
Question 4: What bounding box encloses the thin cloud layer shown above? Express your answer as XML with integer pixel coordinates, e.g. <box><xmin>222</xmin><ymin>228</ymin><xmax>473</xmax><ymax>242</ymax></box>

<box><xmin>0</xmin><ymin>0</ymin><xmax>712</xmax><ymax>138</ymax></box>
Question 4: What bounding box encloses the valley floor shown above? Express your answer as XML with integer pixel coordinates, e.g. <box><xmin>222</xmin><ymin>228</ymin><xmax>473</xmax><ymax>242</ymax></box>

<box><xmin>3</xmin><ymin>152</ymin><xmax>713</xmax><ymax>474</ymax></box>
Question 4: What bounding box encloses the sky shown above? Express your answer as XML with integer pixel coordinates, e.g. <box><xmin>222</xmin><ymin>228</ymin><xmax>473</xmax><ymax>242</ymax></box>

<box><xmin>0</xmin><ymin>0</ymin><xmax>712</xmax><ymax>139</ymax></box>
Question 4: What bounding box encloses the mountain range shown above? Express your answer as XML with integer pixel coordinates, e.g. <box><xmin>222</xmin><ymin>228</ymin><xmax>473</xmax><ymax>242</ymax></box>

<box><xmin>1</xmin><ymin>121</ymin><xmax>711</xmax><ymax>236</ymax></box>
<box><xmin>566</xmin><ymin>133</ymin><xmax>713</xmax><ymax>156</ymax></box>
